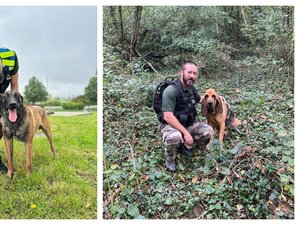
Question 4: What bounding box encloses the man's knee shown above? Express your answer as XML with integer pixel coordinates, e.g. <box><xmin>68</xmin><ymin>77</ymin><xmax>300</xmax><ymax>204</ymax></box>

<box><xmin>190</xmin><ymin>122</ymin><xmax>214</xmax><ymax>144</ymax></box>
<box><xmin>164</xmin><ymin>131</ymin><xmax>182</xmax><ymax>146</ymax></box>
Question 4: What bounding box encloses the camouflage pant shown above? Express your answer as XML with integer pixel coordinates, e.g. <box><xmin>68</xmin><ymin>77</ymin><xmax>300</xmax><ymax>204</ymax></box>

<box><xmin>160</xmin><ymin>121</ymin><xmax>214</xmax><ymax>161</ymax></box>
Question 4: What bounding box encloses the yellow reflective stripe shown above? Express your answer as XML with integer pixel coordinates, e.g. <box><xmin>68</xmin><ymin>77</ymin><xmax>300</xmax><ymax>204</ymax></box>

<box><xmin>8</xmin><ymin>67</ymin><xmax>14</xmax><ymax>71</ymax></box>
<box><xmin>2</xmin><ymin>59</ymin><xmax>15</xmax><ymax>67</ymax></box>
<box><xmin>0</xmin><ymin>51</ymin><xmax>15</xmax><ymax>58</ymax></box>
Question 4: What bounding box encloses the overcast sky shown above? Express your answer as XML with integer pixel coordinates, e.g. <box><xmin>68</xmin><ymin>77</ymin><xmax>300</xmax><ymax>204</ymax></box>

<box><xmin>0</xmin><ymin>6</ymin><xmax>97</xmax><ymax>98</ymax></box>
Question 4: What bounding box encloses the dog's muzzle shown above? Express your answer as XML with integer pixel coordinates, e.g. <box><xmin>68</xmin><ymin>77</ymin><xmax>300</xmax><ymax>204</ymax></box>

<box><xmin>207</xmin><ymin>102</ymin><xmax>213</xmax><ymax>113</ymax></box>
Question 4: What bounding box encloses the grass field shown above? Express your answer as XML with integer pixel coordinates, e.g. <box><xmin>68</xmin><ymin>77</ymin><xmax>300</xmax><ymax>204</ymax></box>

<box><xmin>0</xmin><ymin>112</ymin><xmax>97</xmax><ymax>219</ymax></box>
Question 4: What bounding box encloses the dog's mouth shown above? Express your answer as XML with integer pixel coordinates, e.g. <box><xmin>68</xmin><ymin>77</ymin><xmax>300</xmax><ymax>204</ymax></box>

<box><xmin>7</xmin><ymin>108</ymin><xmax>18</xmax><ymax>123</ymax></box>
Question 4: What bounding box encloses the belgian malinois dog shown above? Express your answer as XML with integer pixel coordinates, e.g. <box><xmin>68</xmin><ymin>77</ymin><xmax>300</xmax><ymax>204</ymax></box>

<box><xmin>0</xmin><ymin>90</ymin><xmax>57</xmax><ymax>178</ymax></box>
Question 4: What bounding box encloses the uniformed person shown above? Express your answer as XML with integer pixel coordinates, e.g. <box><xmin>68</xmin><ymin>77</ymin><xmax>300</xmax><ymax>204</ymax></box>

<box><xmin>0</xmin><ymin>47</ymin><xmax>19</xmax><ymax>174</ymax></box>
<box><xmin>159</xmin><ymin>61</ymin><xmax>214</xmax><ymax>171</ymax></box>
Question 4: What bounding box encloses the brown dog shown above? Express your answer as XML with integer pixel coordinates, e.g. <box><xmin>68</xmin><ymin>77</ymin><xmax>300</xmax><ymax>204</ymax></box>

<box><xmin>201</xmin><ymin>88</ymin><xmax>241</xmax><ymax>144</ymax></box>
<box><xmin>0</xmin><ymin>90</ymin><xmax>57</xmax><ymax>178</ymax></box>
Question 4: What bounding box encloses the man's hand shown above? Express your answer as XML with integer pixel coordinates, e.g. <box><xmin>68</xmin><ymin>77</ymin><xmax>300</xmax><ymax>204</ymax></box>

<box><xmin>163</xmin><ymin>112</ymin><xmax>194</xmax><ymax>145</ymax></box>
<box><xmin>183</xmin><ymin>131</ymin><xmax>193</xmax><ymax>145</ymax></box>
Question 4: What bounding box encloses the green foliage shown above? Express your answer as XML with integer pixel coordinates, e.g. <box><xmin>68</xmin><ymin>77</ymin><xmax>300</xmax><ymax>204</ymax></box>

<box><xmin>45</xmin><ymin>97</ymin><xmax>63</xmax><ymax>106</ymax></box>
<box><xmin>24</xmin><ymin>76</ymin><xmax>49</xmax><ymax>104</ymax></box>
<box><xmin>103</xmin><ymin>40</ymin><xmax>294</xmax><ymax>219</ymax></box>
<box><xmin>103</xmin><ymin>6</ymin><xmax>294</xmax><ymax>219</ymax></box>
<box><xmin>62</xmin><ymin>101</ymin><xmax>85</xmax><ymax>110</ymax></box>
<box><xmin>84</xmin><ymin>75</ymin><xmax>97</xmax><ymax>104</ymax></box>
<box><xmin>104</xmin><ymin>6</ymin><xmax>293</xmax><ymax>75</ymax></box>
<box><xmin>240</xmin><ymin>6</ymin><xmax>294</xmax><ymax>61</ymax></box>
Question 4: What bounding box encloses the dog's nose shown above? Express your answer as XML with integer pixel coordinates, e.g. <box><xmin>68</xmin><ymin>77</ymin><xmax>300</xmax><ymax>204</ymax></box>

<box><xmin>9</xmin><ymin>102</ymin><xmax>17</xmax><ymax>109</ymax></box>
<box><xmin>208</xmin><ymin>102</ymin><xmax>213</xmax><ymax>106</ymax></box>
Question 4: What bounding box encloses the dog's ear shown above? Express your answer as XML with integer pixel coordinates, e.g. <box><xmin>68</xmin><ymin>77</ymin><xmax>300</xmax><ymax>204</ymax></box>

<box><xmin>201</xmin><ymin>97</ymin><xmax>208</xmax><ymax>116</ymax></box>
<box><xmin>19</xmin><ymin>93</ymin><xmax>23</xmax><ymax>104</ymax></box>
<box><xmin>15</xmin><ymin>91</ymin><xmax>23</xmax><ymax>104</ymax></box>
<box><xmin>216</xmin><ymin>96</ymin><xmax>223</xmax><ymax>113</ymax></box>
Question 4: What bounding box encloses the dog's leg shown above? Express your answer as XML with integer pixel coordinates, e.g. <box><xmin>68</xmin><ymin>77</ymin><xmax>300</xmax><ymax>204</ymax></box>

<box><xmin>219</xmin><ymin>124</ymin><xmax>225</xmax><ymax>144</ymax></box>
<box><xmin>6</xmin><ymin>138</ymin><xmax>14</xmax><ymax>178</ymax></box>
<box><xmin>41</xmin><ymin>126</ymin><xmax>57</xmax><ymax>158</ymax></box>
<box><xmin>25</xmin><ymin>139</ymin><xmax>33</xmax><ymax>177</ymax></box>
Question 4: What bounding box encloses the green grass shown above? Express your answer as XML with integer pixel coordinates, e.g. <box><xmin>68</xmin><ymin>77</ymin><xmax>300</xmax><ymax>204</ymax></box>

<box><xmin>0</xmin><ymin>112</ymin><xmax>97</xmax><ymax>219</ymax></box>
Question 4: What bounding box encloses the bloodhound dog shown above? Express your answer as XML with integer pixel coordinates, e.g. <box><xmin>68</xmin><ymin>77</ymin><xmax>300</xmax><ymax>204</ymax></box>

<box><xmin>201</xmin><ymin>88</ymin><xmax>241</xmax><ymax>144</ymax></box>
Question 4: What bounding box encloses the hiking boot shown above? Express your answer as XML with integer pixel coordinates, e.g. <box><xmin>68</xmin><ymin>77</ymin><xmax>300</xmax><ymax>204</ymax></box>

<box><xmin>178</xmin><ymin>144</ymin><xmax>193</xmax><ymax>156</ymax></box>
<box><xmin>165</xmin><ymin>159</ymin><xmax>176</xmax><ymax>172</ymax></box>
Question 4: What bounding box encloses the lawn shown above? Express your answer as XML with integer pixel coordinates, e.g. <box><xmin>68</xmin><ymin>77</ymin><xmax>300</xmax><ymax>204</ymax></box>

<box><xmin>0</xmin><ymin>112</ymin><xmax>97</xmax><ymax>219</ymax></box>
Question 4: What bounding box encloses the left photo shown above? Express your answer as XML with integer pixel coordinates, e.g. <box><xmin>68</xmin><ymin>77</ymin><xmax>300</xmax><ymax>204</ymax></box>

<box><xmin>0</xmin><ymin>6</ymin><xmax>97</xmax><ymax>219</ymax></box>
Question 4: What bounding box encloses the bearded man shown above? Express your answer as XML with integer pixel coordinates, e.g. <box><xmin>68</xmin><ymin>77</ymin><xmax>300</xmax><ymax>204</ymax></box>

<box><xmin>159</xmin><ymin>61</ymin><xmax>214</xmax><ymax>171</ymax></box>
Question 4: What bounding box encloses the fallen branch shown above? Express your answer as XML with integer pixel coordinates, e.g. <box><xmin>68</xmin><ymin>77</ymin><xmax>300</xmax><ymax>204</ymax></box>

<box><xmin>136</xmin><ymin>49</ymin><xmax>160</xmax><ymax>74</ymax></box>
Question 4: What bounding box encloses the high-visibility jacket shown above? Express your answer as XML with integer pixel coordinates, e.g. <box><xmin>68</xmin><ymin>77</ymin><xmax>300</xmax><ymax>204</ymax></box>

<box><xmin>0</xmin><ymin>48</ymin><xmax>19</xmax><ymax>93</ymax></box>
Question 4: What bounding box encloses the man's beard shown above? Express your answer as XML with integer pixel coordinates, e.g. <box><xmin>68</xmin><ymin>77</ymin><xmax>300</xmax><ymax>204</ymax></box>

<box><xmin>182</xmin><ymin>74</ymin><xmax>195</xmax><ymax>87</ymax></box>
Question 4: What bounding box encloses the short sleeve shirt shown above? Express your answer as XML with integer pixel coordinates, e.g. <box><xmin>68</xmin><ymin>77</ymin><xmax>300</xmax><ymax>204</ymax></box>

<box><xmin>162</xmin><ymin>84</ymin><xmax>194</xmax><ymax>112</ymax></box>
<box><xmin>161</xmin><ymin>85</ymin><xmax>177</xmax><ymax>112</ymax></box>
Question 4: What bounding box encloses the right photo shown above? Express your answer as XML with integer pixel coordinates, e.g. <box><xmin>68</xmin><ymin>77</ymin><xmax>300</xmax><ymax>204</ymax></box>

<box><xmin>103</xmin><ymin>6</ymin><xmax>294</xmax><ymax>219</ymax></box>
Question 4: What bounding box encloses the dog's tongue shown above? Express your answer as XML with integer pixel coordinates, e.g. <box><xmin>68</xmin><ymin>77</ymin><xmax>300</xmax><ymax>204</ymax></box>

<box><xmin>8</xmin><ymin>109</ymin><xmax>17</xmax><ymax>122</ymax></box>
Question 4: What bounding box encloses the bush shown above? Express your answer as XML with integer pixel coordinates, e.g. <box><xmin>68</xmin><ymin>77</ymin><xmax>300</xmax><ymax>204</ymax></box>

<box><xmin>62</xmin><ymin>101</ymin><xmax>85</xmax><ymax>110</ymax></box>
<box><xmin>46</xmin><ymin>99</ymin><xmax>63</xmax><ymax>106</ymax></box>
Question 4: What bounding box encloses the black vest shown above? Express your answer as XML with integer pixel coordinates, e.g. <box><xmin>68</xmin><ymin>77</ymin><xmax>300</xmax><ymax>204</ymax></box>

<box><xmin>163</xmin><ymin>79</ymin><xmax>200</xmax><ymax>127</ymax></box>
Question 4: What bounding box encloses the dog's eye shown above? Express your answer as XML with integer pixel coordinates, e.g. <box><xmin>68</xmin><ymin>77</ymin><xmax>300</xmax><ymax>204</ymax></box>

<box><xmin>212</xmin><ymin>95</ymin><xmax>216</xmax><ymax>98</ymax></box>
<box><xmin>205</xmin><ymin>95</ymin><xmax>208</xmax><ymax>98</ymax></box>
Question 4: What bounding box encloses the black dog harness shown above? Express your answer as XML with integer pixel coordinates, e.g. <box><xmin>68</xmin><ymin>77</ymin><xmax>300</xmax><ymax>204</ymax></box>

<box><xmin>222</xmin><ymin>97</ymin><xmax>236</xmax><ymax>128</ymax></box>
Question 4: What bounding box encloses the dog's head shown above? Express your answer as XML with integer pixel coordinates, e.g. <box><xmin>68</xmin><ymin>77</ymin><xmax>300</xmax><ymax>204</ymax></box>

<box><xmin>0</xmin><ymin>90</ymin><xmax>24</xmax><ymax>123</ymax></box>
<box><xmin>201</xmin><ymin>88</ymin><xmax>223</xmax><ymax>116</ymax></box>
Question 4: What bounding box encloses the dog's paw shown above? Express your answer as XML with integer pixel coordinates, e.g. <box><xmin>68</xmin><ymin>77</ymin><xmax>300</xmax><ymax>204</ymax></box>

<box><xmin>6</xmin><ymin>170</ymin><xmax>14</xmax><ymax>179</ymax></box>
<box><xmin>53</xmin><ymin>151</ymin><xmax>58</xmax><ymax>159</ymax></box>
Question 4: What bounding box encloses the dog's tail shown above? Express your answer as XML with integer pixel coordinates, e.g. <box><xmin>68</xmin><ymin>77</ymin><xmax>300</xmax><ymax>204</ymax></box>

<box><xmin>46</xmin><ymin>110</ymin><xmax>55</xmax><ymax>116</ymax></box>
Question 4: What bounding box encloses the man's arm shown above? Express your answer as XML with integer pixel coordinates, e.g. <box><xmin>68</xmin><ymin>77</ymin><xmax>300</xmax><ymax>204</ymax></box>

<box><xmin>163</xmin><ymin>111</ymin><xmax>193</xmax><ymax>145</ymax></box>
<box><xmin>10</xmin><ymin>72</ymin><xmax>19</xmax><ymax>91</ymax></box>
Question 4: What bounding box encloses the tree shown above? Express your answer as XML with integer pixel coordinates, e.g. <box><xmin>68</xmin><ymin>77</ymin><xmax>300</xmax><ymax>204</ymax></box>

<box><xmin>24</xmin><ymin>76</ymin><xmax>48</xmax><ymax>104</ymax></box>
<box><xmin>84</xmin><ymin>75</ymin><xmax>97</xmax><ymax>105</ymax></box>
<box><xmin>130</xmin><ymin>6</ymin><xmax>143</xmax><ymax>59</ymax></box>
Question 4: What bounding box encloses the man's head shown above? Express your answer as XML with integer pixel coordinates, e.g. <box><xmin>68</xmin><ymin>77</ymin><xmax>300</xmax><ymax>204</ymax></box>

<box><xmin>180</xmin><ymin>60</ymin><xmax>198</xmax><ymax>89</ymax></box>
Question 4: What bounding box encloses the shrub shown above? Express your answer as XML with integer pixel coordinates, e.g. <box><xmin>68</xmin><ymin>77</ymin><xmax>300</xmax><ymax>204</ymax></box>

<box><xmin>62</xmin><ymin>101</ymin><xmax>85</xmax><ymax>110</ymax></box>
<box><xmin>46</xmin><ymin>99</ymin><xmax>63</xmax><ymax>106</ymax></box>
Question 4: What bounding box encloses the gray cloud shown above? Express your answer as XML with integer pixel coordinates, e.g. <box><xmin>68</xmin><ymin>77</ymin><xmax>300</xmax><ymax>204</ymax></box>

<box><xmin>0</xmin><ymin>6</ymin><xmax>97</xmax><ymax>98</ymax></box>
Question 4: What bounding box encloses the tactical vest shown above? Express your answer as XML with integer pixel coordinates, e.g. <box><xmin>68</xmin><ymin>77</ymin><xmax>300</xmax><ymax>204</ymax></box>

<box><xmin>0</xmin><ymin>48</ymin><xmax>17</xmax><ymax>93</ymax></box>
<box><xmin>165</xmin><ymin>79</ymin><xmax>200</xmax><ymax>127</ymax></box>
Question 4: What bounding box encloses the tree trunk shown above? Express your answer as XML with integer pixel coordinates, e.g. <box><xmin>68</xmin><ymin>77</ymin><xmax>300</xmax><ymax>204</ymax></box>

<box><xmin>130</xmin><ymin>6</ymin><xmax>143</xmax><ymax>60</ymax></box>
<box><xmin>118</xmin><ymin>6</ymin><xmax>124</xmax><ymax>46</ymax></box>
<box><xmin>109</xmin><ymin>6</ymin><xmax>119</xmax><ymax>35</ymax></box>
